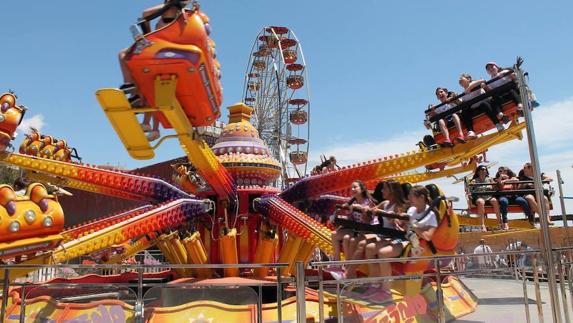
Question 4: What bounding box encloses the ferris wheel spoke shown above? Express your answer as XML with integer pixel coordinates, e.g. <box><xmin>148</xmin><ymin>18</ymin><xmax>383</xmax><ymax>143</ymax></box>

<box><xmin>243</xmin><ymin>26</ymin><xmax>311</xmax><ymax>187</ymax></box>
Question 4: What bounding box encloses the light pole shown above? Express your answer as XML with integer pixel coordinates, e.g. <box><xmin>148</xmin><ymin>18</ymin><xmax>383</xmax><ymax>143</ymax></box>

<box><xmin>515</xmin><ymin>57</ymin><xmax>562</xmax><ymax>322</ymax></box>
<box><xmin>557</xmin><ymin>170</ymin><xmax>568</xmax><ymax>228</ymax></box>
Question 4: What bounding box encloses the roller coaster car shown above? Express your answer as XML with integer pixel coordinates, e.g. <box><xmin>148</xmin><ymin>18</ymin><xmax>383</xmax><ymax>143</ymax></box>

<box><xmin>393</xmin><ymin>184</ymin><xmax>459</xmax><ymax>275</ymax></box>
<box><xmin>18</xmin><ymin>131</ymin><xmax>39</xmax><ymax>154</ymax></box>
<box><xmin>125</xmin><ymin>6</ymin><xmax>222</xmax><ymax>127</ymax></box>
<box><xmin>38</xmin><ymin>136</ymin><xmax>56</xmax><ymax>159</ymax></box>
<box><xmin>53</xmin><ymin>139</ymin><xmax>81</xmax><ymax>162</ymax></box>
<box><xmin>428</xmin><ymin>76</ymin><xmax>522</xmax><ymax>145</ymax></box>
<box><xmin>21</xmin><ymin>131</ymin><xmax>45</xmax><ymax>157</ymax></box>
<box><xmin>19</xmin><ymin>130</ymin><xmax>80</xmax><ymax>162</ymax></box>
<box><xmin>0</xmin><ymin>183</ymin><xmax>64</xmax><ymax>259</ymax></box>
<box><xmin>0</xmin><ymin>92</ymin><xmax>26</xmax><ymax>151</ymax></box>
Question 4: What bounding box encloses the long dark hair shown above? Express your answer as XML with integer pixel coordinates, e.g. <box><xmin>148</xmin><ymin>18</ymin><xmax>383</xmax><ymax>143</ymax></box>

<box><xmin>410</xmin><ymin>185</ymin><xmax>432</xmax><ymax>206</ymax></box>
<box><xmin>348</xmin><ymin>180</ymin><xmax>371</xmax><ymax>204</ymax></box>
<box><xmin>495</xmin><ymin>166</ymin><xmax>516</xmax><ymax>180</ymax></box>
<box><xmin>372</xmin><ymin>181</ymin><xmax>386</xmax><ymax>204</ymax></box>
<box><xmin>435</xmin><ymin>87</ymin><xmax>458</xmax><ymax>102</ymax></box>
<box><xmin>385</xmin><ymin>180</ymin><xmax>408</xmax><ymax>213</ymax></box>
<box><xmin>472</xmin><ymin>166</ymin><xmax>489</xmax><ymax>180</ymax></box>
<box><xmin>435</xmin><ymin>87</ymin><xmax>448</xmax><ymax>96</ymax></box>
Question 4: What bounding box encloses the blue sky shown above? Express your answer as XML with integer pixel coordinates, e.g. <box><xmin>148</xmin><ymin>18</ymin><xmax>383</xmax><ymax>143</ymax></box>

<box><xmin>2</xmin><ymin>1</ymin><xmax>573</xmax><ymax>212</ymax></box>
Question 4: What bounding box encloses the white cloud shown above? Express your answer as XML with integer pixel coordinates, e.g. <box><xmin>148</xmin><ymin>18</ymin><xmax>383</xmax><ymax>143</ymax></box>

<box><xmin>311</xmin><ymin>97</ymin><xmax>573</xmax><ymax>215</ymax></box>
<box><xmin>309</xmin><ymin>130</ymin><xmax>426</xmax><ymax>166</ymax></box>
<box><xmin>16</xmin><ymin>114</ymin><xmax>45</xmax><ymax>137</ymax></box>
<box><xmin>528</xmin><ymin>97</ymin><xmax>573</xmax><ymax>149</ymax></box>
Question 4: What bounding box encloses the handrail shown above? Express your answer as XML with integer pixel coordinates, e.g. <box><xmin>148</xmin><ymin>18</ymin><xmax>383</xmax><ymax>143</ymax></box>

<box><xmin>3</xmin><ymin>247</ymin><xmax>573</xmax><ymax>323</ymax></box>
<box><xmin>468</xmin><ymin>180</ymin><xmax>551</xmax><ymax>186</ymax></box>
<box><xmin>0</xmin><ymin>262</ymin><xmax>289</xmax><ymax>270</ymax></box>
<box><xmin>311</xmin><ymin>248</ymin><xmax>543</xmax><ymax>267</ymax></box>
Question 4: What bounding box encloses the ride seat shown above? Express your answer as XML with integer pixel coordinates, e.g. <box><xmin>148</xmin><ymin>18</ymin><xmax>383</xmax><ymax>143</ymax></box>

<box><xmin>394</xmin><ymin>184</ymin><xmax>459</xmax><ymax>274</ymax></box>
<box><xmin>125</xmin><ymin>8</ymin><xmax>222</xmax><ymax>127</ymax></box>
<box><xmin>0</xmin><ymin>185</ymin><xmax>17</xmax><ymax>216</ymax></box>
<box><xmin>0</xmin><ymin>183</ymin><xmax>64</xmax><ymax>245</ymax></box>
<box><xmin>431</xmin><ymin>81</ymin><xmax>521</xmax><ymax>144</ymax></box>
<box><xmin>0</xmin><ymin>93</ymin><xmax>26</xmax><ymax>151</ymax></box>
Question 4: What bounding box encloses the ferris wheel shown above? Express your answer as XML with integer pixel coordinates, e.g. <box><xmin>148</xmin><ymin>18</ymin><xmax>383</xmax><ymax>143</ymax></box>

<box><xmin>243</xmin><ymin>26</ymin><xmax>311</xmax><ymax>186</ymax></box>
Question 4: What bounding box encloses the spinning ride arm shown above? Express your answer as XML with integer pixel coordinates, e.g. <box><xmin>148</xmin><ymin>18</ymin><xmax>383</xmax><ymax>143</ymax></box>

<box><xmin>0</xmin><ymin>152</ymin><xmax>191</xmax><ymax>203</ymax></box>
<box><xmin>97</xmin><ymin>78</ymin><xmax>236</xmax><ymax>203</ymax></box>
<box><xmin>254</xmin><ymin>196</ymin><xmax>333</xmax><ymax>254</ymax></box>
<box><xmin>61</xmin><ymin>205</ymin><xmax>155</xmax><ymax>243</ymax></box>
<box><xmin>389</xmin><ymin>162</ymin><xmax>478</xmax><ymax>184</ymax></box>
<box><xmin>330</xmin><ymin>163</ymin><xmax>478</xmax><ymax>197</ymax></box>
<box><xmin>281</xmin><ymin>123</ymin><xmax>525</xmax><ymax>202</ymax></box>
<box><xmin>151</xmin><ymin>77</ymin><xmax>236</xmax><ymax>202</ymax></box>
<box><xmin>2</xmin><ymin>198</ymin><xmax>211</xmax><ymax>280</ymax></box>
<box><xmin>97</xmin><ymin>6</ymin><xmax>236</xmax><ymax>203</ymax></box>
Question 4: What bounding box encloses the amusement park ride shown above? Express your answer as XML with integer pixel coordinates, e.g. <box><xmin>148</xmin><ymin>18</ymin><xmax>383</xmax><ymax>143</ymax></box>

<box><xmin>0</xmin><ymin>1</ymin><xmax>549</xmax><ymax>322</ymax></box>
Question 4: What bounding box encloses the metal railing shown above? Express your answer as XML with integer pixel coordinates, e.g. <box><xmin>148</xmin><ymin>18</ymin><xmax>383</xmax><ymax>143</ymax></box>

<box><xmin>310</xmin><ymin>249</ymin><xmax>548</xmax><ymax>323</ymax></box>
<box><xmin>3</xmin><ymin>247</ymin><xmax>573</xmax><ymax>322</ymax></box>
<box><xmin>0</xmin><ymin>262</ymin><xmax>290</xmax><ymax>323</ymax></box>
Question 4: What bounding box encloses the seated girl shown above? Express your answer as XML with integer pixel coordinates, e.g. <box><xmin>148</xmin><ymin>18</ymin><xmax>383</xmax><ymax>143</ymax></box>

<box><xmin>426</xmin><ymin>87</ymin><xmax>466</xmax><ymax>146</ymax></box>
<box><xmin>458</xmin><ymin>73</ymin><xmax>506</xmax><ymax>136</ymax></box>
<box><xmin>518</xmin><ymin>163</ymin><xmax>553</xmax><ymax>225</ymax></box>
<box><xmin>330</xmin><ymin>180</ymin><xmax>374</xmax><ymax>268</ymax></box>
<box><xmin>485</xmin><ymin>62</ymin><xmax>524</xmax><ymax>116</ymax></box>
<box><xmin>353</xmin><ymin>181</ymin><xmax>409</xmax><ymax>291</ymax></box>
<box><xmin>494</xmin><ymin>166</ymin><xmax>534</xmax><ymax>229</ymax></box>
<box><xmin>360</xmin><ymin>185</ymin><xmax>438</xmax><ymax>301</ymax></box>
<box><xmin>469</xmin><ymin>165</ymin><xmax>501</xmax><ymax>231</ymax></box>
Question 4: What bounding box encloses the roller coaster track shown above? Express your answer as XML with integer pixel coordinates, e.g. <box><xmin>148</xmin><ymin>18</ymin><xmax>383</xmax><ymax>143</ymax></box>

<box><xmin>0</xmin><ymin>152</ymin><xmax>191</xmax><ymax>203</ymax></box>
<box><xmin>51</xmin><ymin>198</ymin><xmax>209</xmax><ymax>263</ymax></box>
<box><xmin>281</xmin><ymin>122</ymin><xmax>525</xmax><ymax>202</ymax></box>
<box><xmin>2</xmin><ymin>198</ymin><xmax>211</xmax><ymax>280</ymax></box>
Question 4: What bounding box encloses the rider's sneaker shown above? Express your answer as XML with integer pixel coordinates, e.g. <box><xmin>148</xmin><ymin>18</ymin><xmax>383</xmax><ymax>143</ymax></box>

<box><xmin>467</xmin><ymin>131</ymin><xmax>477</xmax><ymax>139</ymax></box>
<box><xmin>146</xmin><ymin>130</ymin><xmax>160</xmax><ymax>142</ymax></box>
<box><xmin>120</xmin><ymin>83</ymin><xmax>136</xmax><ymax>91</ymax></box>
<box><xmin>441</xmin><ymin>140</ymin><xmax>454</xmax><ymax>147</ymax></box>
<box><xmin>128</xmin><ymin>95</ymin><xmax>145</xmax><ymax>108</ymax></box>
<box><xmin>140</xmin><ymin>123</ymin><xmax>152</xmax><ymax>132</ymax></box>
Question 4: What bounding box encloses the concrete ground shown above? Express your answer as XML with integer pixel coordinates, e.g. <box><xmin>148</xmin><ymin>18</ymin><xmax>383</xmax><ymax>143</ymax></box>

<box><xmin>455</xmin><ymin>277</ymin><xmax>572</xmax><ymax>323</ymax></box>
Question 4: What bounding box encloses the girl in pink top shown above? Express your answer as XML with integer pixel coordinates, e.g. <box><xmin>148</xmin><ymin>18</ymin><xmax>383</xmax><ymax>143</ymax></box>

<box><xmin>330</xmin><ymin>180</ymin><xmax>374</xmax><ymax>262</ymax></box>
